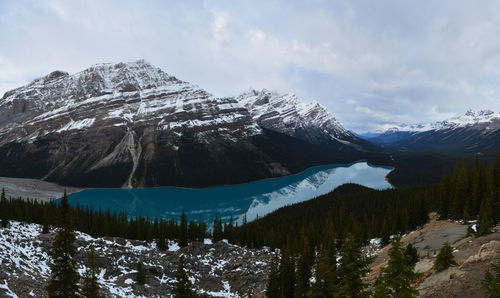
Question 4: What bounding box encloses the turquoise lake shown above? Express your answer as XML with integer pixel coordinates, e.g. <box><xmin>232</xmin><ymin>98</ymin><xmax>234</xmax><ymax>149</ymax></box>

<box><xmin>67</xmin><ymin>161</ymin><xmax>392</xmax><ymax>224</ymax></box>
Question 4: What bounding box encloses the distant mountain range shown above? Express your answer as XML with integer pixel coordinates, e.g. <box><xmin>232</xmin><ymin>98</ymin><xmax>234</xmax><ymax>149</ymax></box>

<box><xmin>364</xmin><ymin>110</ymin><xmax>500</xmax><ymax>153</ymax></box>
<box><xmin>0</xmin><ymin>60</ymin><xmax>381</xmax><ymax>188</ymax></box>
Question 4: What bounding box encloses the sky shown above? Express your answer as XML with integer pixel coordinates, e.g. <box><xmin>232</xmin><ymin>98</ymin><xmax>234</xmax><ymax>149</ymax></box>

<box><xmin>1</xmin><ymin>0</ymin><xmax>500</xmax><ymax>133</ymax></box>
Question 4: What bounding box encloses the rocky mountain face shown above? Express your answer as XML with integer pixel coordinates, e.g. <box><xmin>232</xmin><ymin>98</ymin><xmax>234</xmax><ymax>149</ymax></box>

<box><xmin>237</xmin><ymin>89</ymin><xmax>378</xmax><ymax>151</ymax></box>
<box><xmin>366</xmin><ymin>110</ymin><xmax>500</xmax><ymax>153</ymax></box>
<box><xmin>0</xmin><ymin>61</ymin><xmax>376</xmax><ymax>188</ymax></box>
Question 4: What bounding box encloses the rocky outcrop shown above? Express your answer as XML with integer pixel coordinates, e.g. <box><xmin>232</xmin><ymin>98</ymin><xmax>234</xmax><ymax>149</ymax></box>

<box><xmin>0</xmin><ymin>221</ymin><xmax>271</xmax><ymax>297</ymax></box>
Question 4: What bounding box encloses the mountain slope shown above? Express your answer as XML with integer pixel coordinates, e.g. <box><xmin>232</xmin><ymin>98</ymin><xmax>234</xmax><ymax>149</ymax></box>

<box><xmin>0</xmin><ymin>61</ymin><xmax>377</xmax><ymax>188</ymax></box>
<box><xmin>367</xmin><ymin>110</ymin><xmax>500</xmax><ymax>153</ymax></box>
<box><xmin>237</xmin><ymin>89</ymin><xmax>380</xmax><ymax>152</ymax></box>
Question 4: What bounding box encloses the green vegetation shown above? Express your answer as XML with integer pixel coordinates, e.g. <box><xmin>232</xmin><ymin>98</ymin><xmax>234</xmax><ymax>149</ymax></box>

<box><xmin>433</xmin><ymin>242</ymin><xmax>457</xmax><ymax>272</ymax></box>
<box><xmin>81</xmin><ymin>245</ymin><xmax>101</xmax><ymax>297</ymax></box>
<box><xmin>482</xmin><ymin>259</ymin><xmax>500</xmax><ymax>298</ymax></box>
<box><xmin>46</xmin><ymin>191</ymin><xmax>80</xmax><ymax>297</ymax></box>
<box><xmin>0</xmin><ymin>152</ymin><xmax>498</xmax><ymax>296</ymax></box>
<box><xmin>135</xmin><ymin>262</ymin><xmax>146</xmax><ymax>284</ymax></box>
<box><xmin>172</xmin><ymin>256</ymin><xmax>197</xmax><ymax>297</ymax></box>
<box><xmin>376</xmin><ymin>236</ymin><xmax>420</xmax><ymax>297</ymax></box>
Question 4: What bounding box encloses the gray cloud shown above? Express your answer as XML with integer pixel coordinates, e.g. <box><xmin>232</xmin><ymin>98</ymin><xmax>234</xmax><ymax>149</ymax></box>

<box><xmin>1</xmin><ymin>0</ymin><xmax>500</xmax><ymax>132</ymax></box>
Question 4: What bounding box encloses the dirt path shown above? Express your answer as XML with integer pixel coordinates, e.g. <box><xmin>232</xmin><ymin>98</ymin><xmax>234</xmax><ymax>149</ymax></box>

<box><xmin>0</xmin><ymin>176</ymin><xmax>83</xmax><ymax>201</ymax></box>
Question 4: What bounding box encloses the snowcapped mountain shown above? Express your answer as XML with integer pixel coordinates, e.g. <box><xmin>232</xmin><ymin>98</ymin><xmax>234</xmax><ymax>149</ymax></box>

<box><xmin>236</xmin><ymin>89</ymin><xmax>376</xmax><ymax>151</ymax></box>
<box><xmin>367</xmin><ymin>109</ymin><xmax>500</xmax><ymax>153</ymax></box>
<box><xmin>379</xmin><ymin>109</ymin><xmax>500</xmax><ymax>134</ymax></box>
<box><xmin>0</xmin><ymin>60</ymin><xmax>260</xmax><ymax>145</ymax></box>
<box><xmin>0</xmin><ymin>61</ymin><xmax>373</xmax><ymax>188</ymax></box>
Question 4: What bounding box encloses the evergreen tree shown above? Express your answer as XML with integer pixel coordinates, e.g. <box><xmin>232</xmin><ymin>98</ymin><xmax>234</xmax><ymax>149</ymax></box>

<box><xmin>179</xmin><ymin>210</ymin><xmax>188</xmax><ymax>248</ymax></box>
<box><xmin>482</xmin><ymin>259</ymin><xmax>500</xmax><ymax>298</ymax></box>
<box><xmin>477</xmin><ymin>197</ymin><xmax>494</xmax><ymax>236</ymax></box>
<box><xmin>81</xmin><ymin>245</ymin><xmax>101</xmax><ymax>298</ymax></box>
<box><xmin>156</xmin><ymin>233</ymin><xmax>167</xmax><ymax>251</ymax></box>
<box><xmin>212</xmin><ymin>213</ymin><xmax>223</xmax><ymax>243</ymax></box>
<box><xmin>336</xmin><ymin>235</ymin><xmax>373</xmax><ymax>298</ymax></box>
<box><xmin>433</xmin><ymin>242</ymin><xmax>457</xmax><ymax>272</ymax></box>
<box><xmin>46</xmin><ymin>191</ymin><xmax>80</xmax><ymax>297</ymax></box>
<box><xmin>265</xmin><ymin>255</ymin><xmax>280</xmax><ymax>298</ymax></box>
<box><xmin>172</xmin><ymin>256</ymin><xmax>197</xmax><ymax>297</ymax></box>
<box><xmin>309</xmin><ymin>246</ymin><xmax>337</xmax><ymax>297</ymax></box>
<box><xmin>1</xmin><ymin>212</ymin><xmax>8</xmax><ymax>228</ymax></box>
<box><xmin>295</xmin><ymin>238</ymin><xmax>312</xmax><ymax>297</ymax></box>
<box><xmin>135</xmin><ymin>262</ymin><xmax>145</xmax><ymax>284</ymax></box>
<box><xmin>279</xmin><ymin>247</ymin><xmax>295</xmax><ymax>298</ymax></box>
<box><xmin>1</xmin><ymin>189</ymin><xmax>8</xmax><ymax>228</ymax></box>
<box><xmin>404</xmin><ymin>243</ymin><xmax>419</xmax><ymax>268</ymax></box>
<box><xmin>378</xmin><ymin>236</ymin><xmax>420</xmax><ymax>297</ymax></box>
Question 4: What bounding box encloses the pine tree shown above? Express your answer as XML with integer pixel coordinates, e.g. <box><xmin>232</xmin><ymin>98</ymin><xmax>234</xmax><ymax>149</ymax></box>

<box><xmin>279</xmin><ymin>247</ymin><xmax>295</xmax><ymax>298</ymax></box>
<box><xmin>309</xmin><ymin>246</ymin><xmax>337</xmax><ymax>297</ymax></box>
<box><xmin>404</xmin><ymin>243</ymin><xmax>419</xmax><ymax>268</ymax></box>
<box><xmin>482</xmin><ymin>259</ymin><xmax>500</xmax><ymax>298</ymax></box>
<box><xmin>433</xmin><ymin>242</ymin><xmax>457</xmax><ymax>272</ymax></box>
<box><xmin>179</xmin><ymin>210</ymin><xmax>188</xmax><ymax>248</ymax></box>
<box><xmin>266</xmin><ymin>255</ymin><xmax>280</xmax><ymax>298</ymax></box>
<box><xmin>46</xmin><ymin>191</ymin><xmax>80</xmax><ymax>297</ymax></box>
<box><xmin>477</xmin><ymin>197</ymin><xmax>494</xmax><ymax>236</ymax></box>
<box><xmin>135</xmin><ymin>262</ymin><xmax>145</xmax><ymax>284</ymax></box>
<box><xmin>1</xmin><ymin>188</ymin><xmax>8</xmax><ymax>228</ymax></box>
<box><xmin>172</xmin><ymin>256</ymin><xmax>197</xmax><ymax>297</ymax></box>
<box><xmin>295</xmin><ymin>238</ymin><xmax>312</xmax><ymax>297</ymax></box>
<box><xmin>157</xmin><ymin>233</ymin><xmax>167</xmax><ymax>251</ymax></box>
<box><xmin>336</xmin><ymin>235</ymin><xmax>373</xmax><ymax>298</ymax></box>
<box><xmin>378</xmin><ymin>236</ymin><xmax>420</xmax><ymax>297</ymax></box>
<box><xmin>81</xmin><ymin>245</ymin><xmax>101</xmax><ymax>297</ymax></box>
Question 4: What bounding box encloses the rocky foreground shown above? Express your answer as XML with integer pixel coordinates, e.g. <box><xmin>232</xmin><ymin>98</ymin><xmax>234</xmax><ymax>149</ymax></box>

<box><xmin>0</xmin><ymin>222</ymin><xmax>271</xmax><ymax>297</ymax></box>
<box><xmin>2</xmin><ymin>214</ymin><xmax>500</xmax><ymax>297</ymax></box>
<box><xmin>370</xmin><ymin>213</ymin><xmax>500</xmax><ymax>298</ymax></box>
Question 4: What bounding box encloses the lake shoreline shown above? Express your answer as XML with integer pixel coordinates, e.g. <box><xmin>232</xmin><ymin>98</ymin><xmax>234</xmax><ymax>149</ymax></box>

<box><xmin>0</xmin><ymin>160</ymin><xmax>394</xmax><ymax>201</ymax></box>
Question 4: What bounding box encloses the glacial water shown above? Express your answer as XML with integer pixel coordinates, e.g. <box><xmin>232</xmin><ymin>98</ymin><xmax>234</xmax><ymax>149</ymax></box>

<box><xmin>66</xmin><ymin>162</ymin><xmax>392</xmax><ymax>224</ymax></box>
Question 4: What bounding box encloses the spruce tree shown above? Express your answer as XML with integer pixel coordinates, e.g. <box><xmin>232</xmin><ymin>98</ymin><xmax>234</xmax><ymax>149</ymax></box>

<box><xmin>378</xmin><ymin>237</ymin><xmax>420</xmax><ymax>297</ymax></box>
<box><xmin>279</xmin><ymin>247</ymin><xmax>295</xmax><ymax>298</ymax></box>
<box><xmin>212</xmin><ymin>213</ymin><xmax>223</xmax><ymax>242</ymax></box>
<box><xmin>482</xmin><ymin>259</ymin><xmax>500</xmax><ymax>298</ymax></box>
<box><xmin>265</xmin><ymin>255</ymin><xmax>280</xmax><ymax>298</ymax></box>
<box><xmin>157</xmin><ymin>233</ymin><xmax>167</xmax><ymax>251</ymax></box>
<box><xmin>172</xmin><ymin>256</ymin><xmax>197</xmax><ymax>297</ymax></box>
<box><xmin>295</xmin><ymin>238</ymin><xmax>312</xmax><ymax>297</ymax></box>
<box><xmin>1</xmin><ymin>188</ymin><xmax>8</xmax><ymax>228</ymax></box>
<box><xmin>433</xmin><ymin>242</ymin><xmax>457</xmax><ymax>272</ymax></box>
<box><xmin>477</xmin><ymin>197</ymin><xmax>494</xmax><ymax>236</ymax></box>
<box><xmin>179</xmin><ymin>210</ymin><xmax>188</xmax><ymax>248</ymax></box>
<box><xmin>336</xmin><ymin>235</ymin><xmax>373</xmax><ymax>298</ymax></box>
<box><xmin>135</xmin><ymin>262</ymin><xmax>145</xmax><ymax>284</ymax></box>
<box><xmin>404</xmin><ymin>243</ymin><xmax>419</xmax><ymax>268</ymax></box>
<box><xmin>309</xmin><ymin>246</ymin><xmax>337</xmax><ymax>297</ymax></box>
<box><xmin>46</xmin><ymin>191</ymin><xmax>80</xmax><ymax>297</ymax></box>
<box><xmin>81</xmin><ymin>245</ymin><xmax>101</xmax><ymax>297</ymax></box>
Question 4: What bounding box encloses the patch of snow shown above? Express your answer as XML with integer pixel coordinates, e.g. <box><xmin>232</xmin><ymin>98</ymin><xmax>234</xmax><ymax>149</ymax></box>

<box><xmin>168</xmin><ymin>241</ymin><xmax>180</xmax><ymax>252</ymax></box>
<box><xmin>56</xmin><ymin>118</ymin><xmax>95</xmax><ymax>132</ymax></box>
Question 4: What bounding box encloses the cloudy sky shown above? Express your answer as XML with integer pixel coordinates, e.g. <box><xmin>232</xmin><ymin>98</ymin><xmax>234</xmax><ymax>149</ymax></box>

<box><xmin>1</xmin><ymin>0</ymin><xmax>500</xmax><ymax>132</ymax></box>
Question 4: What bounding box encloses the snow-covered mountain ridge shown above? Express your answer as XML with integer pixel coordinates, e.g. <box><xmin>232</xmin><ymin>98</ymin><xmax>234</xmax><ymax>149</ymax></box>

<box><xmin>0</xmin><ymin>60</ymin><xmax>260</xmax><ymax>145</ymax></box>
<box><xmin>367</xmin><ymin>109</ymin><xmax>500</xmax><ymax>153</ymax></box>
<box><xmin>0</xmin><ymin>60</ymin><xmax>372</xmax><ymax>188</ymax></box>
<box><xmin>380</xmin><ymin>109</ymin><xmax>500</xmax><ymax>134</ymax></box>
<box><xmin>237</xmin><ymin>89</ymin><xmax>374</xmax><ymax>151</ymax></box>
